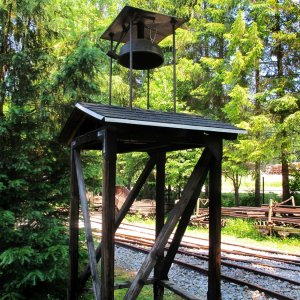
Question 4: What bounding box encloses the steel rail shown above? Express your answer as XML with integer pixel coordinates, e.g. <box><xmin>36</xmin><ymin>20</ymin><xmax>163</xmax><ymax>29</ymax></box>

<box><xmin>114</xmin><ymin>229</ymin><xmax>300</xmax><ymax>266</ymax></box>
<box><xmin>114</xmin><ymin>235</ymin><xmax>300</xmax><ymax>272</ymax></box>
<box><xmin>178</xmin><ymin>247</ymin><xmax>300</xmax><ymax>286</ymax></box>
<box><xmin>89</xmin><ymin>215</ymin><xmax>300</xmax><ymax>259</ymax></box>
<box><xmin>114</xmin><ymin>236</ymin><xmax>300</xmax><ymax>285</ymax></box>
<box><xmin>115</xmin><ymin>241</ymin><xmax>296</xmax><ymax>300</ymax></box>
<box><xmin>119</xmin><ymin>220</ymin><xmax>300</xmax><ymax>258</ymax></box>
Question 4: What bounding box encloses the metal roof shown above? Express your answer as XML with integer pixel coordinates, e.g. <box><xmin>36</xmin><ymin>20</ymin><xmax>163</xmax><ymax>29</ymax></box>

<box><xmin>60</xmin><ymin>103</ymin><xmax>246</xmax><ymax>146</ymax></box>
<box><xmin>100</xmin><ymin>6</ymin><xmax>186</xmax><ymax>44</ymax></box>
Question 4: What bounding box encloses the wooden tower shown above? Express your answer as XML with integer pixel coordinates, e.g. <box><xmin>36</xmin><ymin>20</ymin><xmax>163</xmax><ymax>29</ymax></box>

<box><xmin>59</xmin><ymin>6</ymin><xmax>246</xmax><ymax>300</ymax></box>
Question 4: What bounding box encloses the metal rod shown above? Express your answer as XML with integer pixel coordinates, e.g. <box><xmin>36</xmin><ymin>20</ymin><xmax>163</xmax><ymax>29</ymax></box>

<box><xmin>109</xmin><ymin>33</ymin><xmax>114</xmax><ymax>105</ymax></box>
<box><xmin>147</xmin><ymin>70</ymin><xmax>150</xmax><ymax>109</ymax></box>
<box><xmin>129</xmin><ymin>19</ymin><xmax>133</xmax><ymax>109</ymax></box>
<box><xmin>171</xmin><ymin>18</ymin><xmax>177</xmax><ymax>113</ymax></box>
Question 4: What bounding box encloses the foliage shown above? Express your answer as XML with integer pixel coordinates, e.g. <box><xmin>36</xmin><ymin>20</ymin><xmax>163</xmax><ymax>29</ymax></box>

<box><xmin>222</xmin><ymin>193</ymin><xmax>257</xmax><ymax>207</ymax></box>
<box><xmin>221</xmin><ymin>218</ymin><xmax>300</xmax><ymax>251</ymax></box>
<box><xmin>221</xmin><ymin>218</ymin><xmax>262</xmax><ymax>240</ymax></box>
<box><xmin>290</xmin><ymin>168</ymin><xmax>300</xmax><ymax>203</ymax></box>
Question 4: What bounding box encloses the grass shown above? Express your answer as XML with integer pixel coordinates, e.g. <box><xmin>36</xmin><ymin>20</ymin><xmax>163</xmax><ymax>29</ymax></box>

<box><xmin>223</xmin><ymin>174</ymin><xmax>283</xmax><ymax>191</ymax></box>
<box><xmin>81</xmin><ymin>267</ymin><xmax>183</xmax><ymax>299</ymax></box>
<box><xmin>113</xmin><ymin>268</ymin><xmax>183</xmax><ymax>300</ymax></box>
<box><xmin>221</xmin><ymin>218</ymin><xmax>262</xmax><ymax>239</ymax></box>
<box><xmin>220</xmin><ymin>217</ymin><xmax>300</xmax><ymax>253</ymax></box>
<box><xmin>125</xmin><ymin>213</ymin><xmax>156</xmax><ymax>226</ymax></box>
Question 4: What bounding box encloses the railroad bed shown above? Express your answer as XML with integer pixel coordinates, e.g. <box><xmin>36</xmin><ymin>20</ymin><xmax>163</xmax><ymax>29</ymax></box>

<box><xmin>81</xmin><ymin>214</ymin><xmax>300</xmax><ymax>300</ymax></box>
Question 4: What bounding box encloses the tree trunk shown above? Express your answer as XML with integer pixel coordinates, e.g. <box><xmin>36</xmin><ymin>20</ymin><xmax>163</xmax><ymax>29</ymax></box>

<box><xmin>254</xmin><ymin>161</ymin><xmax>261</xmax><ymax>206</ymax></box>
<box><xmin>275</xmin><ymin>7</ymin><xmax>290</xmax><ymax>201</ymax></box>
<box><xmin>281</xmin><ymin>133</ymin><xmax>290</xmax><ymax>200</ymax></box>
<box><xmin>234</xmin><ymin>173</ymin><xmax>240</xmax><ymax>206</ymax></box>
<box><xmin>0</xmin><ymin>2</ymin><xmax>12</xmax><ymax>117</ymax></box>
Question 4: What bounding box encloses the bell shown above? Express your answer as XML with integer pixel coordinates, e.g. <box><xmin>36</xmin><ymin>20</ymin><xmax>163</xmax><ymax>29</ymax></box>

<box><xmin>118</xmin><ymin>39</ymin><xmax>164</xmax><ymax>70</ymax></box>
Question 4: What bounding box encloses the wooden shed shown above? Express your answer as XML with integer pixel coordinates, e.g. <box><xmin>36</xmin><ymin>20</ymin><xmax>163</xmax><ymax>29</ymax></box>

<box><xmin>60</xmin><ymin>102</ymin><xmax>245</xmax><ymax>300</ymax></box>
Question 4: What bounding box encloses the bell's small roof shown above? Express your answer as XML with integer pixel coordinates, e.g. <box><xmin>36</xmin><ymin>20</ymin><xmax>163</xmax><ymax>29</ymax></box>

<box><xmin>101</xmin><ymin>6</ymin><xmax>186</xmax><ymax>44</ymax></box>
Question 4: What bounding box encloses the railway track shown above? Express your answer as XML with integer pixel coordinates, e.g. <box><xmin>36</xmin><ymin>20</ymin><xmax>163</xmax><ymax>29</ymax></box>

<box><xmin>115</xmin><ymin>241</ymin><xmax>299</xmax><ymax>300</ymax></box>
<box><xmin>83</xmin><ymin>214</ymin><xmax>300</xmax><ymax>299</ymax></box>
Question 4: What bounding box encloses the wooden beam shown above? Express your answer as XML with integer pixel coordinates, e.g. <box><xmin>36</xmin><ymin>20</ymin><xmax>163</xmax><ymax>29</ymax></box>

<box><xmin>154</xmin><ymin>152</ymin><xmax>166</xmax><ymax>300</ymax></box>
<box><xmin>159</xmin><ymin>148</ymin><xmax>210</xmax><ymax>280</ymax></box>
<box><xmin>68</xmin><ymin>146</ymin><xmax>80</xmax><ymax>300</ymax></box>
<box><xmin>108</xmin><ymin>123</ymin><xmax>237</xmax><ymax>146</ymax></box>
<box><xmin>74</xmin><ymin>149</ymin><xmax>101</xmax><ymax>299</ymax></box>
<box><xmin>160</xmin><ymin>280</ymin><xmax>201</xmax><ymax>300</ymax></box>
<box><xmin>117</xmin><ymin>143</ymin><xmax>200</xmax><ymax>154</ymax></box>
<box><xmin>207</xmin><ymin>139</ymin><xmax>222</xmax><ymax>300</ymax></box>
<box><xmin>124</xmin><ymin>148</ymin><xmax>213</xmax><ymax>300</ymax></box>
<box><xmin>101</xmin><ymin>131</ymin><xmax>117</xmax><ymax>300</ymax></box>
<box><xmin>73</xmin><ymin>129</ymin><xmax>104</xmax><ymax>149</ymax></box>
<box><xmin>78</xmin><ymin>155</ymin><xmax>156</xmax><ymax>291</ymax></box>
<box><xmin>114</xmin><ymin>278</ymin><xmax>154</xmax><ymax>290</ymax></box>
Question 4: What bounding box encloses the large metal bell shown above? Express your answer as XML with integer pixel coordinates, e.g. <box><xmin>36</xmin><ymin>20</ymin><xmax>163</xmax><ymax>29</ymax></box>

<box><xmin>118</xmin><ymin>39</ymin><xmax>164</xmax><ymax>70</ymax></box>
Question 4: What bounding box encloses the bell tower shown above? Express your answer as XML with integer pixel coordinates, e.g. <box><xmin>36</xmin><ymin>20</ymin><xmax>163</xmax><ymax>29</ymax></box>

<box><xmin>100</xmin><ymin>6</ymin><xmax>185</xmax><ymax>110</ymax></box>
<box><xmin>61</xmin><ymin>5</ymin><xmax>246</xmax><ymax>300</ymax></box>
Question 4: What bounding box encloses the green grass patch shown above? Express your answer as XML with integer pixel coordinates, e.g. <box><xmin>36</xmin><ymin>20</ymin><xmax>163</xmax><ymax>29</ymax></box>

<box><xmin>125</xmin><ymin>214</ymin><xmax>156</xmax><ymax>226</ymax></box>
<box><xmin>81</xmin><ymin>267</ymin><xmax>183</xmax><ymax>299</ymax></box>
<box><xmin>221</xmin><ymin>218</ymin><xmax>262</xmax><ymax>239</ymax></box>
<box><xmin>114</xmin><ymin>268</ymin><xmax>183</xmax><ymax>299</ymax></box>
<box><xmin>221</xmin><ymin>218</ymin><xmax>300</xmax><ymax>253</ymax></box>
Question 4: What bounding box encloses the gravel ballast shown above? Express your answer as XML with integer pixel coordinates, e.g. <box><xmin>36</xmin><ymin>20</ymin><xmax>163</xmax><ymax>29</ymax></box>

<box><xmin>114</xmin><ymin>245</ymin><xmax>300</xmax><ymax>300</ymax></box>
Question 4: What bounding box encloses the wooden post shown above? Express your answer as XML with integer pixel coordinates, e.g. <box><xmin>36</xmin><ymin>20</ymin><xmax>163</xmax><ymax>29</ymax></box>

<box><xmin>68</xmin><ymin>145</ymin><xmax>80</xmax><ymax>300</ymax></box>
<box><xmin>124</xmin><ymin>149</ymin><xmax>212</xmax><ymax>300</ymax></box>
<box><xmin>268</xmin><ymin>199</ymin><xmax>273</xmax><ymax>224</ymax></box>
<box><xmin>101</xmin><ymin>131</ymin><xmax>117</xmax><ymax>300</ymax></box>
<box><xmin>207</xmin><ymin>139</ymin><xmax>222</xmax><ymax>300</ymax></box>
<box><xmin>159</xmin><ymin>149</ymin><xmax>210</xmax><ymax>279</ymax></box>
<box><xmin>196</xmin><ymin>197</ymin><xmax>200</xmax><ymax>215</ymax></box>
<box><xmin>74</xmin><ymin>150</ymin><xmax>101</xmax><ymax>299</ymax></box>
<box><xmin>154</xmin><ymin>152</ymin><xmax>166</xmax><ymax>300</ymax></box>
<box><xmin>291</xmin><ymin>196</ymin><xmax>295</xmax><ymax>206</ymax></box>
<box><xmin>78</xmin><ymin>156</ymin><xmax>156</xmax><ymax>291</ymax></box>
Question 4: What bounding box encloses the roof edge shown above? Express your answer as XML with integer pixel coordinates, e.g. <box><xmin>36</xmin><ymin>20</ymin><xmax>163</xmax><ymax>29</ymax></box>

<box><xmin>105</xmin><ymin>116</ymin><xmax>247</xmax><ymax>135</ymax></box>
<box><xmin>75</xmin><ymin>103</ymin><xmax>105</xmax><ymax>121</ymax></box>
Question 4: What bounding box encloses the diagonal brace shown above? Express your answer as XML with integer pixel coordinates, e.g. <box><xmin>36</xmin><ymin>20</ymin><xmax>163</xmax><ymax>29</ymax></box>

<box><xmin>124</xmin><ymin>148</ymin><xmax>213</xmax><ymax>300</ymax></box>
<box><xmin>78</xmin><ymin>155</ymin><xmax>156</xmax><ymax>291</ymax></box>
<box><xmin>158</xmin><ymin>148</ymin><xmax>211</xmax><ymax>279</ymax></box>
<box><xmin>74</xmin><ymin>149</ymin><xmax>101</xmax><ymax>299</ymax></box>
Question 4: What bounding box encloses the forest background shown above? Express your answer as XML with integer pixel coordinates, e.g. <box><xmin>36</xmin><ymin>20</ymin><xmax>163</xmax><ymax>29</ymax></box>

<box><xmin>0</xmin><ymin>0</ymin><xmax>299</xmax><ymax>298</ymax></box>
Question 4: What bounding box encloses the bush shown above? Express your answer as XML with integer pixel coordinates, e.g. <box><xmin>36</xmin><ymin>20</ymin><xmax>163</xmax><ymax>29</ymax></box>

<box><xmin>290</xmin><ymin>168</ymin><xmax>300</xmax><ymax>205</ymax></box>
<box><xmin>221</xmin><ymin>192</ymin><xmax>282</xmax><ymax>207</ymax></box>
<box><xmin>0</xmin><ymin>111</ymin><xmax>70</xmax><ymax>299</ymax></box>
<box><xmin>221</xmin><ymin>218</ymin><xmax>262</xmax><ymax>240</ymax></box>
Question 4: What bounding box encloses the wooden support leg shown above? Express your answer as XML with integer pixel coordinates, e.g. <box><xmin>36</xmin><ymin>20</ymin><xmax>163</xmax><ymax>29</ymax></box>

<box><xmin>154</xmin><ymin>152</ymin><xmax>166</xmax><ymax>300</ymax></box>
<box><xmin>68</xmin><ymin>147</ymin><xmax>80</xmax><ymax>300</ymax></box>
<box><xmin>207</xmin><ymin>139</ymin><xmax>222</xmax><ymax>300</ymax></box>
<box><xmin>101</xmin><ymin>131</ymin><xmax>117</xmax><ymax>300</ymax></box>
<box><xmin>124</xmin><ymin>148</ymin><xmax>212</xmax><ymax>300</ymax></box>
<box><xmin>159</xmin><ymin>148</ymin><xmax>210</xmax><ymax>280</ymax></box>
<box><xmin>74</xmin><ymin>150</ymin><xmax>101</xmax><ymax>299</ymax></box>
<box><xmin>78</xmin><ymin>156</ymin><xmax>156</xmax><ymax>292</ymax></box>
